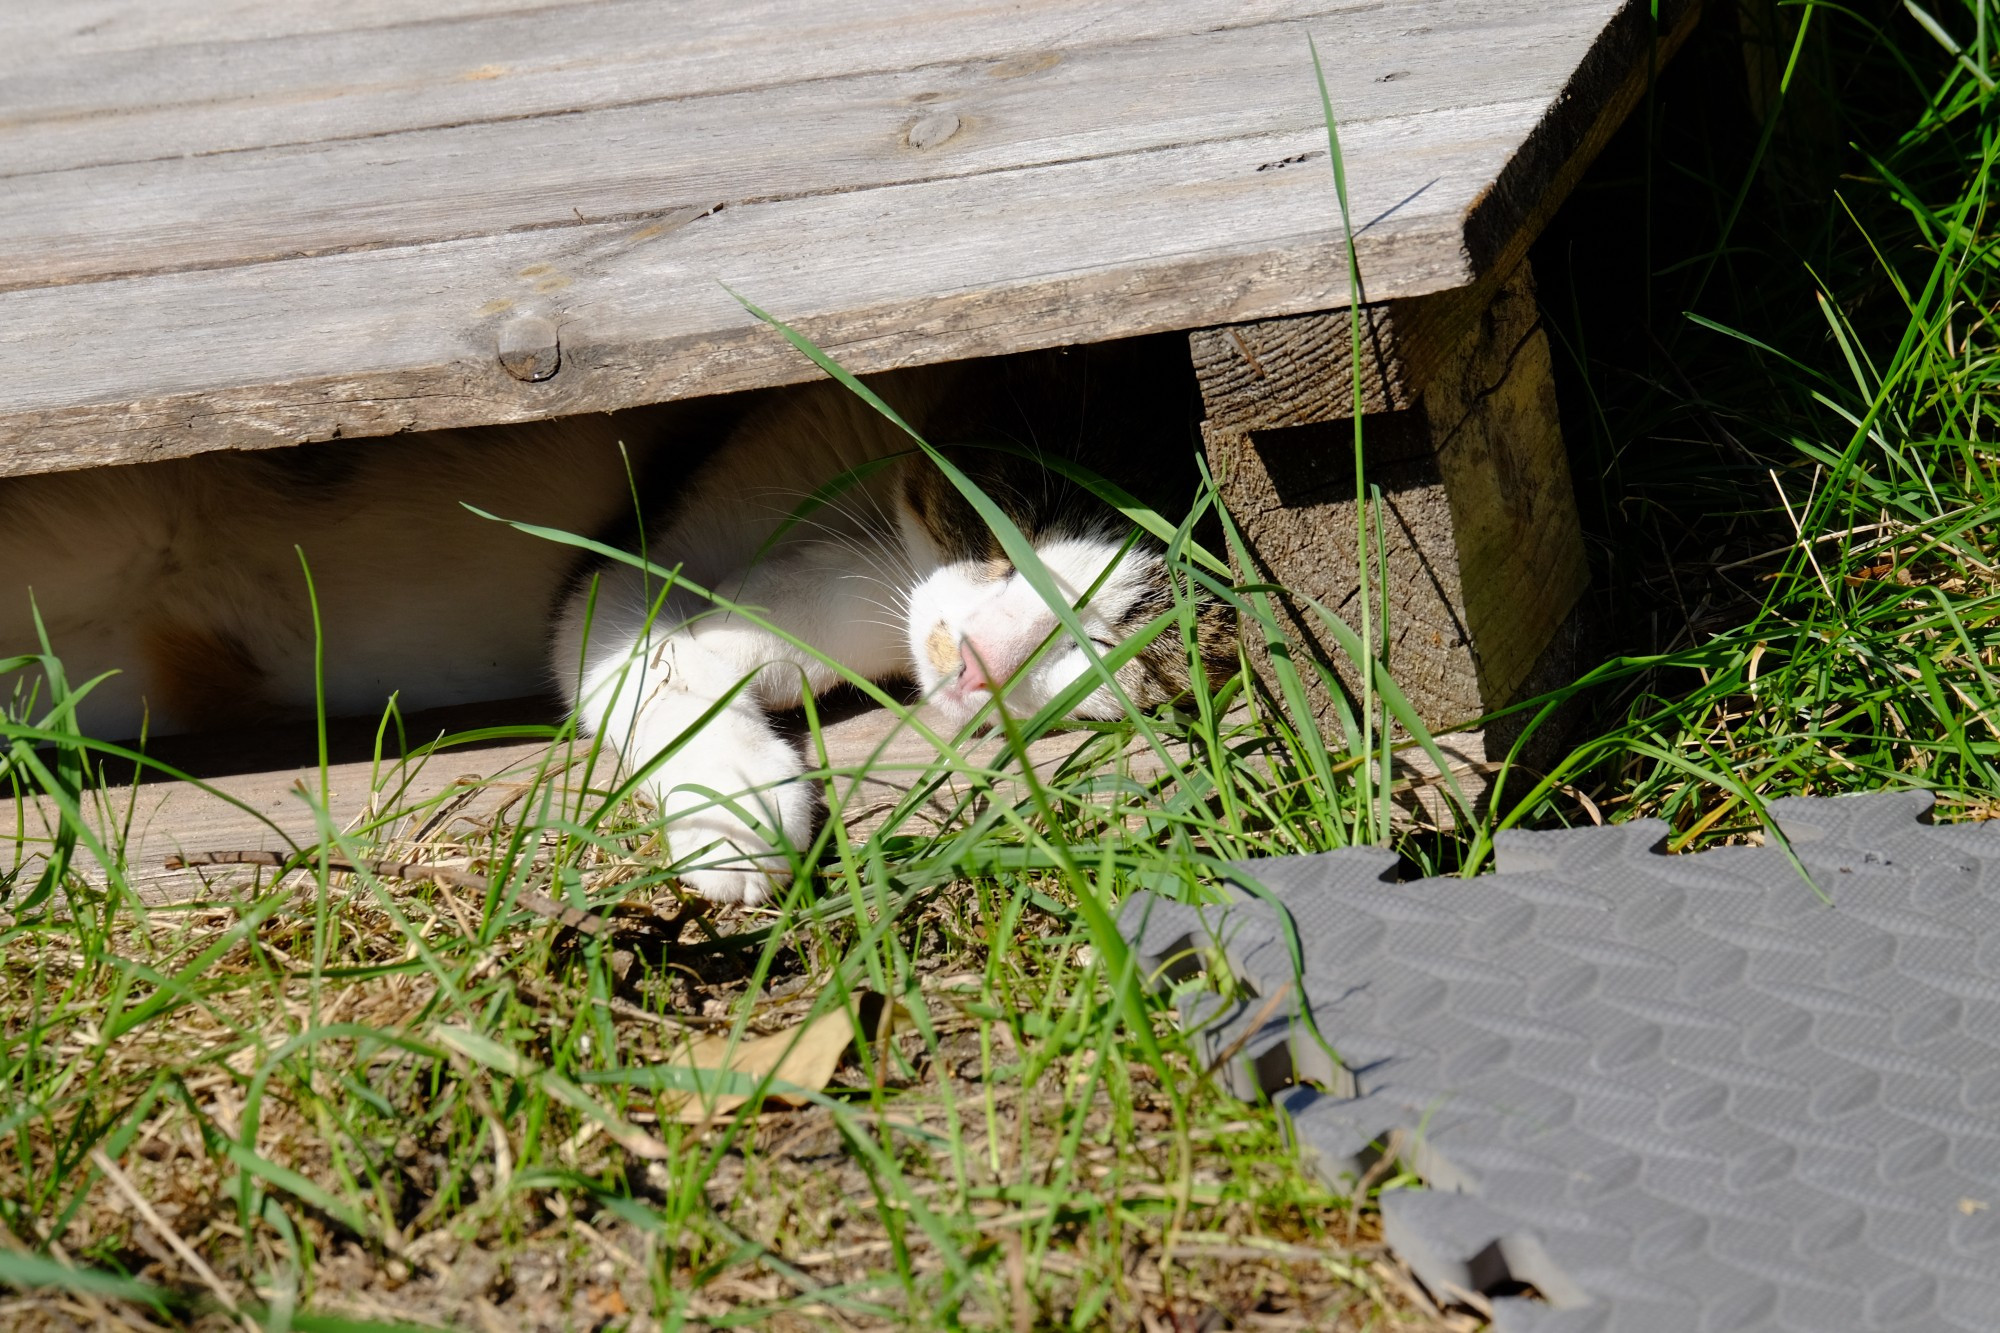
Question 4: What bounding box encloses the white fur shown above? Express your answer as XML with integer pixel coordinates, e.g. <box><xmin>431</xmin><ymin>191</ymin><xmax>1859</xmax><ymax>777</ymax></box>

<box><xmin>556</xmin><ymin>389</ymin><xmax>1158</xmax><ymax>905</ymax></box>
<box><xmin>554</xmin><ymin>381</ymin><xmax>926</xmax><ymax>903</ymax></box>
<box><xmin>0</xmin><ymin>418</ymin><xmax>659</xmax><ymax>739</ymax></box>
<box><xmin>904</xmin><ymin>537</ymin><xmax>1159</xmax><ymax>729</ymax></box>
<box><xmin>562</xmin><ymin>527</ymin><xmax>1149</xmax><ymax>904</ymax></box>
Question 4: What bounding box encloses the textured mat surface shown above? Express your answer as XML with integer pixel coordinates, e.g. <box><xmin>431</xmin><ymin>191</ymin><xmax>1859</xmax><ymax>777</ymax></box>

<box><xmin>1120</xmin><ymin>792</ymin><xmax>2000</xmax><ymax>1331</ymax></box>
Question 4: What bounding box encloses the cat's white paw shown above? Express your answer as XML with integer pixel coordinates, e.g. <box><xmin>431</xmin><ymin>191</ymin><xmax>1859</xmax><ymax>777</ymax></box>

<box><xmin>638</xmin><ymin>705</ymin><xmax>814</xmax><ymax>905</ymax></box>
<box><xmin>679</xmin><ymin>862</ymin><xmax>788</xmax><ymax>907</ymax></box>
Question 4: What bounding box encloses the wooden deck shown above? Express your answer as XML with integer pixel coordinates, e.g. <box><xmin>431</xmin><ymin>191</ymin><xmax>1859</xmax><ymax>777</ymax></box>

<box><xmin>3</xmin><ymin>0</ymin><xmax>1695</xmax><ymax>875</ymax></box>
<box><xmin>3</xmin><ymin>0</ymin><xmax>1691</xmax><ymax>476</ymax></box>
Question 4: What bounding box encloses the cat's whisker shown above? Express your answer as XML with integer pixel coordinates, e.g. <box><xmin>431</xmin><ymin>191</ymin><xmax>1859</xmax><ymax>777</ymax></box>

<box><xmin>833</xmin><ymin>575</ymin><xmax>914</xmax><ymax>601</ymax></box>
<box><xmin>782</xmin><ymin>517</ymin><xmax>919</xmax><ymax>576</ymax></box>
<box><xmin>774</xmin><ymin>488</ymin><xmax>903</xmax><ymax>538</ymax></box>
<box><xmin>799</xmin><ymin>509</ymin><xmax>916</xmax><ymax>557</ymax></box>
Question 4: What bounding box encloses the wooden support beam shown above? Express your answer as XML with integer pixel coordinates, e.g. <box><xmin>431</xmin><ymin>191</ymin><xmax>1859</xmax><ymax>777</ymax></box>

<box><xmin>1192</xmin><ymin>258</ymin><xmax>1589</xmax><ymax>746</ymax></box>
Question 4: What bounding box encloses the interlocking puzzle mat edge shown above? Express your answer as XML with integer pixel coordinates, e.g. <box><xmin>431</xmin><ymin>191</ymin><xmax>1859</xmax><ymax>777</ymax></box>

<box><xmin>1119</xmin><ymin>792</ymin><xmax>2000</xmax><ymax>1332</ymax></box>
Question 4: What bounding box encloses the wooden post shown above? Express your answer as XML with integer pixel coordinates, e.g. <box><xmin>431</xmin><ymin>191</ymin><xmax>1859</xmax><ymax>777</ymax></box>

<box><xmin>1192</xmin><ymin>259</ymin><xmax>1589</xmax><ymax>768</ymax></box>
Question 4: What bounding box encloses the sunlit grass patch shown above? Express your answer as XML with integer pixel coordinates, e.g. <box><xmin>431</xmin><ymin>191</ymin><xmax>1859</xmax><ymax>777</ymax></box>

<box><xmin>0</xmin><ymin>431</ymin><xmax>1458</xmax><ymax>1330</ymax></box>
<box><xmin>0</xmin><ymin>804</ymin><xmax>1428</xmax><ymax>1329</ymax></box>
<box><xmin>1527</xmin><ymin>0</ymin><xmax>2000</xmax><ymax>848</ymax></box>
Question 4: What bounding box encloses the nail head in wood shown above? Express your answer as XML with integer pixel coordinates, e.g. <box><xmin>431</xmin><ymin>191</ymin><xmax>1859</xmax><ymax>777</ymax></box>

<box><xmin>906</xmin><ymin>112</ymin><xmax>960</xmax><ymax>149</ymax></box>
<box><xmin>497</xmin><ymin>314</ymin><xmax>560</xmax><ymax>382</ymax></box>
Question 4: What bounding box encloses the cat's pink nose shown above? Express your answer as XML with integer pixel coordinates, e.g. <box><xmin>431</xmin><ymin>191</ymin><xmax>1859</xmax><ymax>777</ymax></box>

<box><xmin>958</xmin><ymin>639</ymin><xmax>993</xmax><ymax>693</ymax></box>
<box><xmin>959</xmin><ymin>637</ymin><xmax>1029</xmax><ymax>693</ymax></box>
<box><xmin>954</xmin><ymin>618</ymin><xmax>1051</xmax><ymax>697</ymax></box>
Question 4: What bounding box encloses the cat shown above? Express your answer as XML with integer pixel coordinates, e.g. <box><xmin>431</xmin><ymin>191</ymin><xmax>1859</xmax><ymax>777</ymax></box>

<box><xmin>0</xmin><ymin>410</ymin><xmax>676</xmax><ymax>738</ymax></box>
<box><xmin>0</xmin><ymin>346</ymin><xmax>1229</xmax><ymax>903</ymax></box>
<box><xmin>556</xmin><ymin>361</ymin><xmax>1232</xmax><ymax>902</ymax></box>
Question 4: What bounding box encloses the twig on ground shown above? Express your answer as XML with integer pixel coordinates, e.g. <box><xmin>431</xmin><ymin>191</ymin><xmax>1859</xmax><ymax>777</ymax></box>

<box><xmin>88</xmin><ymin>1148</ymin><xmax>254</xmax><ymax>1333</ymax></box>
<box><xmin>1203</xmin><ymin>982</ymin><xmax>1293</xmax><ymax>1076</ymax></box>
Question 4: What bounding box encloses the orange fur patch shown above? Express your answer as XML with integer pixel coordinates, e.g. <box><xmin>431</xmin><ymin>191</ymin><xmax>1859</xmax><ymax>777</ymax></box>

<box><xmin>923</xmin><ymin>622</ymin><xmax>960</xmax><ymax>676</ymax></box>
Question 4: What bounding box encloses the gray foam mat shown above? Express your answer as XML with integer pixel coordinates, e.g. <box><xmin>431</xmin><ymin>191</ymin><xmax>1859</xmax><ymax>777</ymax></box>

<box><xmin>1119</xmin><ymin>792</ymin><xmax>2000</xmax><ymax>1331</ymax></box>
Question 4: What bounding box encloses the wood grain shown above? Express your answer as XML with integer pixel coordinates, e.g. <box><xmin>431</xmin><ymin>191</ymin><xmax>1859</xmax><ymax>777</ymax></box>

<box><xmin>3</xmin><ymin>1</ymin><xmax>1369</xmax><ymax>172</ymax></box>
<box><xmin>0</xmin><ymin>737</ymin><xmax>555</xmax><ymax>899</ymax></box>
<box><xmin>2</xmin><ymin>2</ymin><xmax>1598</xmax><ymax>286</ymax></box>
<box><xmin>0</xmin><ymin>0</ymin><xmax>1692</xmax><ymax>475</ymax></box>
<box><xmin>1199</xmin><ymin>261</ymin><xmax>1587</xmax><ymax>729</ymax></box>
<box><xmin>0</xmin><ymin>1</ymin><xmax>601</xmax><ymax>63</ymax></box>
<box><xmin>1425</xmin><ymin>276</ymin><xmax>1589</xmax><ymax>708</ymax></box>
<box><xmin>1189</xmin><ymin>307</ymin><xmax>1417</xmax><ymax>430</ymax></box>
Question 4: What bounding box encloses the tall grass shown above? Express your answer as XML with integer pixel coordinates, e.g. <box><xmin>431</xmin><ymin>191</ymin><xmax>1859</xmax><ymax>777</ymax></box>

<box><xmin>1520</xmin><ymin>0</ymin><xmax>2000</xmax><ymax>846</ymax></box>
<box><xmin>3</xmin><ymin>1</ymin><xmax>1993</xmax><ymax>1326</ymax></box>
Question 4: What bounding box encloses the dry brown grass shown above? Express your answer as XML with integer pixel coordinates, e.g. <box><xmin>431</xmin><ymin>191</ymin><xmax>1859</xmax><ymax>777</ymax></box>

<box><xmin>0</xmin><ymin>802</ymin><xmax>1462</xmax><ymax>1331</ymax></box>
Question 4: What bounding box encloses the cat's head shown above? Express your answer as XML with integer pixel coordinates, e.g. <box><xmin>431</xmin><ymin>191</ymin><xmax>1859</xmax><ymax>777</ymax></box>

<box><xmin>897</xmin><ymin>450</ymin><xmax>1234</xmax><ymax>729</ymax></box>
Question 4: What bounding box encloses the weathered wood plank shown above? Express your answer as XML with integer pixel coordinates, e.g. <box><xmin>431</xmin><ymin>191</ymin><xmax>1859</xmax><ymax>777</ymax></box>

<box><xmin>1</xmin><ymin>109</ymin><xmax>1513</xmax><ymax>476</ymax></box>
<box><xmin>0</xmin><ymin>0</ymin><xmax>1695</xmax><ymax>476</ymax></box>
<box><xmin>1424</xmin><ymin>270</ymin><xmax>1590</xmax><ymax>710</ymax></box>
<box><xmin>1</xmin><ymin>703</ymin><xmax>1488</xmax><ymax>903</ymax></box>
<box><xmin>4</xmin><ymin>4</ymin><xmax>1607</xmax><ymax>288</ymax></box>
<box><xmin>0</xmin><ymin>1</ymin><xmax>605</xmax><ymax>64</ymax></box>
<box><xmin>1189</xmin><ymin>0</ymin><xmax>1699</xmax><ymax>410</ymax></box>
<box><xmin>2</xmin><ymin>1</ymin><xmax>1367</xmax><ymax>172</ymax></box>
<box><xmin>1</xmin><ymin>739</ymin><xmax>557</xmax><ymax>898</ymax></box>
<box><xmin>1198</xmin><ymin>260</ymin><xmax>1588</xmax><ymax>730</ymax></box>
<box><xmin>0</xmin><ymin>704</ymin><xmax>1114</xmax><ymax>901</ymax></box>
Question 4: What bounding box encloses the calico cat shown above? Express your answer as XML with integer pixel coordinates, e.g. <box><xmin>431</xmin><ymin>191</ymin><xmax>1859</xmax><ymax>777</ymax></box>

<box><xmin>557</xmin><ymin>363</ymin><xmax>1231</xmax><ymax>901</ymax></box>
<box><xmin>1</xmin><ymin>348</ymin><xmax>1228</xmax><ymax>903</ymax></box>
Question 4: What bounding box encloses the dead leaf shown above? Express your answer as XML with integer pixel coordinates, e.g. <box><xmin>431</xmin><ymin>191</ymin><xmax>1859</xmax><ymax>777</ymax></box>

<box><xmin>666</xmin><ymin>1007</ymin><xmax>856</xmax><ymax>1124</ymax></box>
<box><xmin>585</xmin><ymin>1286</ymin><xmax>629</xmax><ymax>1316</ymax></box>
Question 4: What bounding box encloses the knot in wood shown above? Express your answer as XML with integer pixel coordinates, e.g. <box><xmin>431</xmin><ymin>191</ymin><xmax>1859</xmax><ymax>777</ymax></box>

<box><xmin>905</xmin><ymin>112</ymin><xmax>960</xmax><ymax>150</ymax></box>
<box><xmin>497</xmin><ymin>314</ymin><xmax>561</xmax><ymax>382</ymax></box>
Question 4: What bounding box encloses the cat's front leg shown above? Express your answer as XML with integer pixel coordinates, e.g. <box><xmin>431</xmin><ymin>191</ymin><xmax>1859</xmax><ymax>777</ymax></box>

<box><xmin>622</xmin><ymin>669</ymin><xmax>815</xmax><ymax>904</ymax></box>
<box><xmin>577</xmin><ymin>627</ymin><xmax>816</xmax><ymax>905</ymax></box>
<box><xmin>560</xmin><ymin>545</ymin><xmax>908</xmax><ymax>904</ymax></box>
